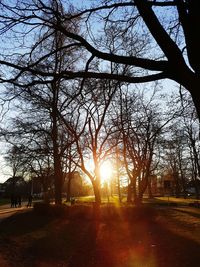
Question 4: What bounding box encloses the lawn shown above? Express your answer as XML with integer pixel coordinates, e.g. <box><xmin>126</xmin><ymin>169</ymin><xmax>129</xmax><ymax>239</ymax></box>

<box><xmin>0</xmin><ymin>203</ymin><xmax>200</xmax><ymax>267</ymax></box>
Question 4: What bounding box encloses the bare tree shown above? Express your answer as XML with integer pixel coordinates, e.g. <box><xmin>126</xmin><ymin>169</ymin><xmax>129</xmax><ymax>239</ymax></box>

<box><xmin>58</xmin><ymin>78</ymin><xmax>119</xmax><ymax>204</ymax></box>
<box><xmin>0</xmin><ymin>0</ymin><xmax>82</xmax><ymax>204</ymax></box>
<box><xmin>0</xmin><ymin>1</ymin><xmax>199</xmax><ymax>122</ymax></box>
<box><xmin>115</xmin><ymin>86</ymin><xmax>172</xmax><ymax>204</ymax></box>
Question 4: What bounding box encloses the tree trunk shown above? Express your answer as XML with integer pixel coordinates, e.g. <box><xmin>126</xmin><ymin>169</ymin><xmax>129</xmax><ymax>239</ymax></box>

<box><xmin>190</xmin><ymin>138</ymin><xmax>200</xmax><ymax>179</ymax></box>
<box><xmin>54</xmin><ymin>155</ymin><xmax>63</xmax><ymax>205</ymax></box>
<box><xmin>116</xmin><ymin>146</ymin><xmax>122</xmax><ymax>202</ymax></box>
<box><xmin>178</xmin><ymin>151</ymin><xmax>187</xmax><ymax>198</ymax></box>
<box><xmin>52</xmin><ymin>94</ymin><xmax>63</xmax><ymax>205</ymax></box>
<box><xmin>66</xmin><ymin>172</ymin><xmax>73</xmax><ymax>202</ymax></box>
<box><xmin>134</xmin><ymin>196</ymin><xmax>143</xmax><ymax>206</ymax></box>
<box><xmin>138</xmin><ymin>174</ymin><xmax>149</xmax><ymax>203</ymax></box>
<box><xmin>117</xmin><ymin>174</ymin><xmax>122</xmax><ymax>203</ymax></box>
<box><xmin>93</xmin><ymin>180</ymin><xmax>101</xmax><ymax>204</ymax></box>
<box><xmin>191</xmin><ymin>167</ymin><xmax>200</xmax><ymax>199</ymax></box>
<box><xmin>174</xmin><ymin>172</ymin><xmax>180</xmax><ymax>198</ymax></box>
<box><xmin>190</xmin><ymin>87</ymin><xmax>200</xmax><ymax>124</ymax></box>
<box><xmin>147</xmin><ymin>178</ymin><xmax>153</xmax><ymax>199</ymax></box>
<box><xmin>127</xmin><ymin>183</ymin><xmax>133</xmax><ymax>203</ymax></box>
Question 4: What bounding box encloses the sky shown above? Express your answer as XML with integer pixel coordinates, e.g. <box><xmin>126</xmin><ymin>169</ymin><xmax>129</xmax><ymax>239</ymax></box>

<box><xmin>0</xmin><ymin>0</ymin><xmax>180</xmax><ymax>183</ymax></box>
<box><xmin>0</xmin><ymin>156</ymin><xmax>11</xmax><ymax>182</ymax></box>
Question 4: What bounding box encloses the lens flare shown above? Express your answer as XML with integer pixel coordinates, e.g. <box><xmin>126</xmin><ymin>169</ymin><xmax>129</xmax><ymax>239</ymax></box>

<box><xmin>100</xmin><ymin>161</ymin><xmax>112</xmax><ymax>183</ymax></box>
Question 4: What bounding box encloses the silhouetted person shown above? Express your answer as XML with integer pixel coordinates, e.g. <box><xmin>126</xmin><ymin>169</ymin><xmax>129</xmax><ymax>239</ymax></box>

<box><xmin>10</xmin><ymin>194</ymin><xmax>15</xmax><ymax>208</ymax></box>
<box><xmin>27</xmin><ymin>195</ymin><xmax>33</xmax><ymax>207</ymax></box>
<box><xmin>70</xmin><ymin>197</ymin><xmax>75</xmax><ymax>205</ymax></box>
<box><xmin>18</xmin><ymin>195</ymin><xmax>22</xmax><ymax>207</ymax></box>
<box><xmin>14</xmin><ymin>196</ymin><xmax>18</xmax><ymax>207</ymax></box>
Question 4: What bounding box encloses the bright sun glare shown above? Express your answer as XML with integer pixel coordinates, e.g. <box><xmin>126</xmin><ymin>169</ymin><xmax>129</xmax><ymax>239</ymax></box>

<box><xmin>100</xmin><ymin>161</ymin><xmax>113</xmax><ymax>184</ymax></box>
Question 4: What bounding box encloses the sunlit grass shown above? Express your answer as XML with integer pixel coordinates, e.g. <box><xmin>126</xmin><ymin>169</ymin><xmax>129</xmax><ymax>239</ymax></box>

<box><xmin>155</xmin><ymin>196</ymin><xmax>199</xmax><ymax>205</ymax></box>
<box><xmin>73</xmin><ymin>195</ymin><xmax>125</xmax><ymax>205</ymax></box>
<box><xmin>71</xmin><ymin>195</ymin><xmax>95</xmax><ymax>203</ymax></box>
<box><xmin>63</xmin><ymin>194</ymin><xmax>200</xmax><ymax>208</ymax></box>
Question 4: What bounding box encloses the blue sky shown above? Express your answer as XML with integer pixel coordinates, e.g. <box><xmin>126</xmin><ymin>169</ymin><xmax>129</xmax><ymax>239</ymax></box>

<box><xmin>0</xmin><ymin>0</ymin><xmax>180</xmax><ymax>183</ymax></box>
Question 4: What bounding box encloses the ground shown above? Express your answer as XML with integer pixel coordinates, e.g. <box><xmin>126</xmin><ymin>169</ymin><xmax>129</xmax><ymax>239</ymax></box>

<box><xmin>0</xmin><ymin>202</ymin><xmax>200</xmax><ymax>267</ymax></box>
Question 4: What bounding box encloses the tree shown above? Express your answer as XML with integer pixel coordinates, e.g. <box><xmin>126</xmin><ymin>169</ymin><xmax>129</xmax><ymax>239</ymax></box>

<box><xmin>115</xmin><ymin>86</ymin><xmax>171</xmax><ymax>204</ymax></box>
<box><xmin>4</xmin><ymin>145</ymin><xmax>25</xmax><ymax>179</ymax></box>
<box><xmin>0</xmin><ymin>0</ymin><xmax>82</xmax><ymax>204</ymax></box>
<box><xmin>58</xmin><ymin>78</ymin><xmax>119</xmax><ymax>204</ymax></box>
<box><xmin>0</xmin><ymin>0</ymin><xmax>199</xmax><ymax>122</ymax></box>
<box><xmin>2</xmin><ymin>109</ymin><xmax>55</xmax><ymax>194</ymax></box>
<box><xmin>157</xmin><ymin>89</ymin><xmax>199</xmax><ymax>198</ymax></box>
<box><xmin>178</xmin><ymin>89</ymin><xmax>200</xmax><ymax>197</ymax></box>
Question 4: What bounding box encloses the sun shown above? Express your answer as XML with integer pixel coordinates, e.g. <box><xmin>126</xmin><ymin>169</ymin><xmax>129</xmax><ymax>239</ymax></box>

<box><xmin>100</xmin><ymin>161</ymin><xmax>112</xmax><ymax>184</ymax></box>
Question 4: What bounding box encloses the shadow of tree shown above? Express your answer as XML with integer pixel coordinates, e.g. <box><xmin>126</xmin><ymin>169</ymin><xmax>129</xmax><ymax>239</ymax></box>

<box><xmin>173</xmin><ymin>207</ymin><xmax>200</xmax><ymax>220</ymax></box>
<box><xmin>0</xmin><ymin>210</ymin><xmax>54</xmax><ymax>237</ymax></box>
<box><xmin>1</xmin><ymin>205</ymin><xmax>200</xmax><ymax>267</ymax></box>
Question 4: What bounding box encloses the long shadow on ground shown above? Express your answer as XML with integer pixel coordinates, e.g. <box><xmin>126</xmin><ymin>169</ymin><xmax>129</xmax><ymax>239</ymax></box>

<box><xmin>0</xmin><ymin>205</ymin><xmax>200</xmax><ymax>267</ymax></box>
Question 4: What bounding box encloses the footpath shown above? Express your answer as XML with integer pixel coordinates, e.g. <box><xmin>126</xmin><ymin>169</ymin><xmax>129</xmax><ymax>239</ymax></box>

<box><xmin>0</xmin><ymin>202</ymin><xmax>31</xmax><ymax>223</ymax></box>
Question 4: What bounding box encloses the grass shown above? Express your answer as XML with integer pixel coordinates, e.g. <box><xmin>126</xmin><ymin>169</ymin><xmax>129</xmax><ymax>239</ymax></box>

<box><xmin>71</xmin><ymin>195</ymin><xmax>123</xmax><ymax>204</ymax></box>
<box><xmin>1</xmin><ymin>203</ymin><xmax>200</xmax><ymax>267</ymax></box>
<box><xmin>68</xmin><ymin>194</ymin><xmax>200</xmax><ymax>206</ymax></box>
<box><xmin>155</xmin><ymin>196</ymin><xmax>199</xmax><ymax>205</ymax></box>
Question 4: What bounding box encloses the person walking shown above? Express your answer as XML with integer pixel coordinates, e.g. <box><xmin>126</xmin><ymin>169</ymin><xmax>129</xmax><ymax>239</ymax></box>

<box><xmin>27</xmin><ymin>194</ymin><xmax>33</xmax><ymax>207</ymax></box>
<box><xmin>18</xmin><ymin>195</ymin><xmax>22</xmax><ymax>207</ymax></box>
<box><xmin>10</xmin><ymin>194</ymin><xmax>15</xmax><ymax>208</ymax></box>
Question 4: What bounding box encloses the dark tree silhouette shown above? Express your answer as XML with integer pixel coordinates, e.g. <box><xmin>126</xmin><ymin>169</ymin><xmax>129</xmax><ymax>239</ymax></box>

<box><xmin>0</xmin><ymin>1</ymin><xmax>199</xmax><ymax>120</ymax></box>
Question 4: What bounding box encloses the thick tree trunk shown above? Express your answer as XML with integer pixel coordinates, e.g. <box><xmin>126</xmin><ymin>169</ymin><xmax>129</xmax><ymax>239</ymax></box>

<box><xmin>93</xmin><ymin>180</ymin><xmax>101</xmax><ymax>204</ymax></box>
<box><xmin>190</xmin><ymin>138</ymin><xmax>200</xmax><ymax>179</ymax></box>
<box><xmin>134</xmin><ymin>196</ymin><xmax>143</xmax><ymax>206</ymax></box>
<box><xmin>138</xmin><ymin>175</ymin><xmax>148</xmax><ymax>203</ymax></box>
<box><xmin>127</xmin><ymin>183</ymin><xmax>133</xmax><ymax>203</ymax></box>
<box><xmin>190</xmin><ymin>88</ymin><xmax>200</xmax><ymax>123</ymax></box>
<box><xmin>127</xmin><ymin>177</ymin><xmax>137</xmax><ymax>203</ymax></box>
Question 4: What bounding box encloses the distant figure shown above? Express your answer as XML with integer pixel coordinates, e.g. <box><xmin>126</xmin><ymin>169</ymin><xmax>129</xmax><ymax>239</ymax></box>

<box><xmin>18</xmin><ymin>195</ymin><xmax>22</xmax><ymax>207</ymax></box>
<box><xmin>14</xmin><ymin>196</ymin><xmax>18</xmax><ymax>207</ymax></box>
<box><xmin>10</xmin><ymin>194</ymin><xmax>15</xmax><ymax>208</ymax></box>
<box><xmin>70</xmin><ymin>197</ymin><xmax>75</xmax><ymax>205</ymax></box>
<box><xmin>27</xmin><ymin>195</ymin><xmax>33</xmax><ymax>207</ymax></box>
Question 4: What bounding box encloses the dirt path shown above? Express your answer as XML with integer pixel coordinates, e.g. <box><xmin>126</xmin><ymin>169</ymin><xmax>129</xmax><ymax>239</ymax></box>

<box><xmin>0</xmin><ymin>203</ymin><xmax>31</xmax><ymax>223</ymax></box>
